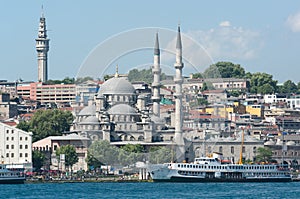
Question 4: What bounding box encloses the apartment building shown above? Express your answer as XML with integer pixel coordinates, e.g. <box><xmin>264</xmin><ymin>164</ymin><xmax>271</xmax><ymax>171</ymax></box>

<box><xmin>0</xmin><ymin>122</ymin><xmax>32</xmax><ymax>171</ymax></box>
<box><xmin>17</xmin><ymin>82</ymin><xmax>76</xmax><ymax>105</ymax></box>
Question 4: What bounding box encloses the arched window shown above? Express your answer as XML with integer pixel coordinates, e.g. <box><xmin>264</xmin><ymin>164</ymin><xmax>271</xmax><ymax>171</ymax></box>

<box><xmin>231</xmin><ymin>146</ymin><xmax>234</xmax><ymax>154</ymax></box>
<box><xmin>219</xmin><ymin>146</ymin><xmax>223</xmax><ymax>153</ymax></box>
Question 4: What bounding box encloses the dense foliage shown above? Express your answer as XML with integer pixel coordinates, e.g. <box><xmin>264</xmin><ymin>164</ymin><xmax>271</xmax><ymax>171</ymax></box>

<box><xmin>249</xmin><ymin>72</ymin><xmax>278</xmax><ymax>94</ymax></box>
<box><xmin>17</xmin><ymin>109</ymin><xmax>74</xmax><ymax>142</ymax></box>
<box><xmin>45</xmin><ymin>77</ymin><xmax>75</xmax><ymax>85</ymax></box>
<box><xmin>56</xmin><ymin>144</ymin><xmax>79</xmax><ymax>168</ymax></box>
<box><xmin>32</xmin><ymin>150</ymin><xmax>46</xmax><ymax>171</ymax></box>
<box><xmin>255</xmin><ymin>147</ymin><xmax>273</xmax><ymax>163</ymax></box>
<box><xmin>203</xmin><ymin>62</ymin><xmax>245</xmax><ymax>79</ymax></box>
<box><xmin>87</xmin><ymin>141</ymin><xmax>172</xmax><ymax>169</ymax></box>
<box><xmin>128</xmin><ymin>68</ymin><xmax>166</xmax><ymax>84</ymax></box>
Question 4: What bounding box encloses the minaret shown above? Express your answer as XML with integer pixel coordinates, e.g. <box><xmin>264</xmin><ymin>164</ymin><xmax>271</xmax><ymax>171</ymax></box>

<box><xmin>151</xmin><ymin>33</ymin><xmax>161</xmax><ymax>117</ymax></box>
<box><xmin>36</xmin><ymin>9</ymin><xmax>49</xmax><ymax>82</ymax></box>
<box><xmin>174</xmin><ymin>25</ymin><xmax>185</xmax><ymax>161</ymax></box>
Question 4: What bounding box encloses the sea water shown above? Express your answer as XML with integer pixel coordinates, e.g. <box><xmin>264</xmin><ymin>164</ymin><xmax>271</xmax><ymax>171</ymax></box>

<box><xmin>0</xmin><ymin>182</ymin><xmax>299</xmax><ymax>199</ymax></box>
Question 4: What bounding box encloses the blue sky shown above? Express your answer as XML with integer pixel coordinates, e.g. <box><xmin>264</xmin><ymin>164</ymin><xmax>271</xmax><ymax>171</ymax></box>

<box><xmin>1</xmin><ymin>0</ymin><xmax>300</xmax><ymax>83</ymax></box>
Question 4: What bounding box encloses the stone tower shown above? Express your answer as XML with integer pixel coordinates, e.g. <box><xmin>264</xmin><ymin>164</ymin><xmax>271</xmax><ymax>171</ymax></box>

<box><xmin>152</xmin><ymin>33</ymin><xmax>161</xmax><ymax>117</ymax></box>
<box><xmin>36</xmin><ymin>10</ymin><xmax>49</xmax><ymax>82</ymax></box>
<box><xmin>174</xmin><ymin>25</ymin><xmax>185</xmax><ymax>161</ymax></box>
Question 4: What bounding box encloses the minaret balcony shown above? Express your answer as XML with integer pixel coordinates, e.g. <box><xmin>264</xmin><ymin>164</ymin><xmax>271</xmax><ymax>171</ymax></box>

<box><xmin>152</xmin><ymin>68</ymin><xmax>161</xmax><ymax>73</ymax></box>
<box><xmin>151</xmin><ymin>82</ymin><xmax>161</xmax><ymax>87</ymax></box>
<box><xmin>174</xmin><ymin>78</ymin><xmax>183</xmax><ymax>84</ymax></box>
<box><xmin>174</xmin><ymin>63</ymin><xmax>184</xmax><ymax>69</ymax></box>
<box><xmin>151</xmin><ymin>96</ymin><xmax>160</xmax><ymax>101</ymax></box>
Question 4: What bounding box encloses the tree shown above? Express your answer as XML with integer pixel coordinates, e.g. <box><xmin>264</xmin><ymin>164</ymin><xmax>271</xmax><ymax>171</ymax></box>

<box><xmin>279</xmin><ymin>80</ymin><xmax>297</xmax><ymax>94</ymax></box>
<box><xmin>88</xmin><ymin>140</ymin><xmax>119</xmax><ymax>166</ymax></box>
<box><xmin>255</xmin><ymin>147</ymin><xmax>273</xmax><ymax>163</ymax></box>
<box><xmin>128</xmin><ymin>68</ymin><xmax>166</xmax><ymax>84</ymax></box>
<box><xmin>75</xmin><ymin>76</ymin><xmax>94</xmax><ymax>84</ymax></box>
<box><xmin>149</xmin><ymin>146</ymin><xmax>173</xmax><ymax>164</ymax></box>
<box><xmin>56</xmin><ymin>145</ymin><xmax>78</xmax><ymax>169</ymax></box>
<box><xmin>203</xmin><ymin>62</ymin><xmax>245</xmax><ymax>78</ymax></box>
<box><xmin>86</xmin><ymin>151</ymin><xmax>104</xmax><ymax>170</ymax></box>
<box><xmin>192</xmin><ymin>73</ymin><xmax>203</xmax><ymax>79</ymax></box>
<box><xmin>32</xmin><ymin>150</ymin><xmax>45</xmax><ymax>171</ymax></box>
<box><xmin>249</xmin><ymin>72</ymin><xmax>277</xmax><ymax>94</ymax></box>
<box><xmin>17</xmin><ymin>109</ymin><xmax>74</xmax><ymax>142</ymax></box>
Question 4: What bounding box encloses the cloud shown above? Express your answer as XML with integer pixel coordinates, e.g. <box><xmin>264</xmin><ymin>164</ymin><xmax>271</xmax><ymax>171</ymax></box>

<box><xmin>286</xmin><ymin>12</ymin><xmax>300</xmax><ymax>32</ymax></box>
<box><xmin>219</xmin><ymin>21</ymin><xmax>231</xmax><ymax>27</ymax></box>
<box><xmin>186</xmin><ymin>23</ymin><xmax>263</xmax><ymax>61</ymax></box>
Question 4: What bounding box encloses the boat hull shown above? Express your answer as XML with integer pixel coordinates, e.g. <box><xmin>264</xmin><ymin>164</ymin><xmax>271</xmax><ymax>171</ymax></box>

<box><xmin>0</xmin><ymin>178</ymin><xmax>25</xmax><ymax>184</ymax></box>
<box><xmin>152</xmin><ymin>176</ymin><xmax>292</xmax><ymax>182</ymax></box>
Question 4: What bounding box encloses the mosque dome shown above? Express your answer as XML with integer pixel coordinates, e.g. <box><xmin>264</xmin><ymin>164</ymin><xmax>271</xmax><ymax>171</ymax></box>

<box><xmin>286</xmin><ymin>141</ymin><xmax>296</xmax><ymax>146</ymax></box>
<box><xmin>151</xmin><ymin>115</ymin><xmax>166</xmax><ymax>124</ymax></box>
<box><xmin>98</xmin><ymin>77</ymin><xmax>135</xmax><ymax>96</ymax></box>
<box><xmin>264</xmin><ymin>139</ymin><xmax>275</xmax><ymax>145</ymax></box>
<box><xmin>80</xmin><ymin>116</ymin><xmax>100</xmax><ymax>124</ymax></box>
<box><xmin>108</xmin><ymin>104</ymin><xmax>137</xmax><ymax>115</ymax></box>
<box><xmin>78</xmin><ymin>104</ymin><xmax>96</xmax><ymax>116</ymax></box>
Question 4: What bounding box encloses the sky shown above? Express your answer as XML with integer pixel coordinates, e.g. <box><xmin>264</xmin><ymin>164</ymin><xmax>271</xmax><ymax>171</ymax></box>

<box><xmin>1</xmin><ymin>0</ymin><xmax>300</xmax><ymax>83</ymax></box>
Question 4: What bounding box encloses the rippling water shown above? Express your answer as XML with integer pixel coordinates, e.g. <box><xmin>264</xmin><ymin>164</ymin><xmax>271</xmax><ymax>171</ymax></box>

<box><xmin>1</xmin><ymin>182</ymin><xmax>299</xmax><ymax>199</ymax></box>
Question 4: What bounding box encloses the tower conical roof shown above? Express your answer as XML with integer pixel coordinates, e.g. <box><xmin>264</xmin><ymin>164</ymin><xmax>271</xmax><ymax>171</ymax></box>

<box><xmin>176</xmin><ymin>25</ymin><xmax>182</xmax><ymax>49</ymax></box>
<box><xmin>154</xmin><ymin>32</ymin><xmax>160</xmax><ymax>55</ymax></box>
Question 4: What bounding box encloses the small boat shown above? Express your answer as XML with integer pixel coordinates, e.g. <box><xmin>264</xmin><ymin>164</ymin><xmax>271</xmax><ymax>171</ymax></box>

<box><xmin>0</xmin><ymin>164</ymin><xmax>26</xmax><ymax>184</ymax></box>
<box><xmin>148</xmin><ymin>153</ymin><xmax>292</xmax><ymax>182</ymax></box>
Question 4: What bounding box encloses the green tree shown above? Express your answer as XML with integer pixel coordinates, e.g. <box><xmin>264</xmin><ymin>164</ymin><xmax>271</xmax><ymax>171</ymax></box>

<box><xmin>149</xmin><ymin>146</ymin><xmax>173</xmax><ymax>164</ymax></box>
<box><xmin>86</xmin><ymin>151</ymin><xmax>104</xmax><ymax>170</ymax></box>
<box><xmin>128</xmin><ymin>68</ymin><xmax>166</xmax><ymax>84</ymax></box>
<box><xmin>121</xmin><ymin>144</ymin><xmax>144</xmax><ymax>153</ymax></box>
<box><xmin>203</xmin><ymin>62</ymin><xmax>245</xmax><ymax>78</ymax></box>
<box><xmin>201</xmin><ymin>82</ymin><xmax>208</xmax><ymax>91</ymax></box>
<box><xmin>249</xmin><ymin>72</ymin><xmax>277</xmax><ymax>94</ymax></box>
<box><xmin>17</xmin><ymin>109</ymin><xmax>74</xmax><ymax>142</ymax></box>
<box><xmin>255</xmin><ymin>147</ymin><xmax>273</xmax><ymax>163</ymax></box>
<box><xmin>279</xmin><ymin>80</ymin><xmax>297</xmax><ymax>94</ymax></box>
<box><xmin>32</xmin><ymin>150</ymin><xmax>46</xmax><ymax>171</ymax></box>
<box><xmin>88</xmin><ymin>140</ymin><xmax>119</xmax><ymax>166</ymax></box>
<box><xmin>75</xmin><ymin>76</ymin><xmax>94</xmax><ymax>84</ymax></box>
<box><xmin>56</xmin><ymin>145</ymin><xmax>79</xmax><ymax>170</ymax></box>
<box><xmin>192</xmin><ymin>73</ymin><xmax>203</xmax><ymax>79</ymax></box>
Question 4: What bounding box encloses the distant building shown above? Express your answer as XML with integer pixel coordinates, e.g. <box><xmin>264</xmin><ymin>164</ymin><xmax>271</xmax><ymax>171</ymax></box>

<box><xmin>0</xmin><ymin>93</ymin><xmax>18</xmax><ymax>120</ymax></box>
<box><xmin>32</xmin><ymin>134</ymin><xmax>89</xmax><ymax>171</ymax></box>
<box><xmin>17</xmin><ymin>82</ymin><xmax>76</xmax><ymax>105</ymax></box>
<box><xmin>0</xmin><ymin>122</ymin><xmax>32</xmax><ymax>171</ymax></box>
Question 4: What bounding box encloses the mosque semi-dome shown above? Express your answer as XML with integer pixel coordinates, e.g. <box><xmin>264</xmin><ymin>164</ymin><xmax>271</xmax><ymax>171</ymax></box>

<box><xmin>108</xmin><ymin>104</ymin><xmax>137</xmax><ymax>115</ymax></box>
<box><xmin>78</xmin><ymin>104</ymin><xmax>96</xmax><ymax>116</ymax></box>
<box><xmin>98</xmin><ymin>77</ymin><xmax>135</xmax><ymax>95</ymax></box>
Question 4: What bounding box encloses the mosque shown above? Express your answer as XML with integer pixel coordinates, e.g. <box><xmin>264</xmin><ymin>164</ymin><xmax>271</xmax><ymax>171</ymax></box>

<box><xmin>70</xmin><ymin>26</ymin><xmax>189</xmax><ymax>161</ymax></box>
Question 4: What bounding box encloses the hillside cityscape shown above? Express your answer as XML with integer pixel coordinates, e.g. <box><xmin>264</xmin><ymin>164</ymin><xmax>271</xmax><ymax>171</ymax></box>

<box><xmin>1</xmin><ymin>10</ymin><xmax>300</xmax><ymax>181</ymax></box>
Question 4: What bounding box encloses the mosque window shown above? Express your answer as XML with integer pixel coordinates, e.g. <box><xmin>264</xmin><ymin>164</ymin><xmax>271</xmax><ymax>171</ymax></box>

<box><xmin>231</xmin><ymin>146</ymin><xmax>234</xmax><ymax>154</ymax></box>
<box><xmin>219</xmin><ymin>146</ymin><xmax>223</xmax><ymax>153</ymax></box>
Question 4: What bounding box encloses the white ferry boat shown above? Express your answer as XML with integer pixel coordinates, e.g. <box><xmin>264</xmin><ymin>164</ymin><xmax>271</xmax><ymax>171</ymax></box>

<box><xmin>0</xmin><ymin>164</ymin><xmax>26</xmax><ymax>184</ymax></box>
<box><xmin>149</xmin><ymin>153</ymin><xmax>292</xmax><ymax>182</ymax></box>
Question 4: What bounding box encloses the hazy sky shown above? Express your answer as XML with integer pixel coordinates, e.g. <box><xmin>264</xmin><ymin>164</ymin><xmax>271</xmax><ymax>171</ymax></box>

<box><xmin>1</xmin><ymin>0</ymin><xmax>300</xmax><ymax>83</ymax></box>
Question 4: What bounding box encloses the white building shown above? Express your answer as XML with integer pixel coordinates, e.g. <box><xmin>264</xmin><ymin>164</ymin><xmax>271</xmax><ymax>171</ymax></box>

<box><xmin>0</xmin><ymin>122</ymin><xmax>32</xmax><ymax>171</ymax></box>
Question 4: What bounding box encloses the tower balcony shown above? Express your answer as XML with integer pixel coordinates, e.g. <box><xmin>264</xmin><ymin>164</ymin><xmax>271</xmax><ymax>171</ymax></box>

<box><xmin>151</xmin><ymin>82</ymin><xmax>161</xmax><ymax>87</ymax></box>
<box><xmin>174</xmin><ymin>63</ymin><xmax>184</xmax><ymax>69</ymax></box>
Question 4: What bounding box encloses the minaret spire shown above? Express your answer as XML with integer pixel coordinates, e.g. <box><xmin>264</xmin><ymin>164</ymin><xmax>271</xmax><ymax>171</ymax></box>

<box><xmin>36</xmin><ymin>8</ymin><xmax>49</xmax><ymax>82</ymax></box>
<box><xmin>152</xmin><ymin>32</ymin><xmax>161</xmax><ymax>117</ymax></box>
<box><xmin>174</xmin><ymin>24</ymin><xmax>185</xmax><ymax>162</ymax></box>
